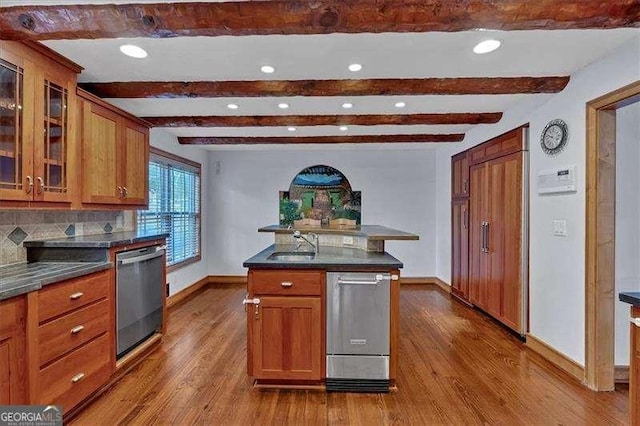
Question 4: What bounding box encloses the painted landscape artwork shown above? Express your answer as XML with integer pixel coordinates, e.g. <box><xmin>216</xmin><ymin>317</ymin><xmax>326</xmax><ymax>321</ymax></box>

<box><xmin>279</xmin><ymin>165</ymin><xmax>361</xmax><ymax>226</ymax></box>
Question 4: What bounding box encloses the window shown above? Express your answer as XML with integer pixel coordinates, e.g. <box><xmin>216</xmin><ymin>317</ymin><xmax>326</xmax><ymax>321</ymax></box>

<box><xmin>137</xmin><ymin>147</ymin><xmax>201</xmax><ymax>270</ymax></box>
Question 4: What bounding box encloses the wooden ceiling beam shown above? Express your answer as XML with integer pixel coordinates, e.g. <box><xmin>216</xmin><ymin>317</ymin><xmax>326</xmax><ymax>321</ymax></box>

<box><xmin>178</xmin><ymin>134</ymin><xmax>465</xmax><ymax>145</ymax></box>
<box><xmin>1</xmin><ymin>1</ymin><xmax>638</xmax><ymax>40</ymax></box>
<box><xmin>144</xmin><ymin>112</ymin><xmax>502</xmax><ymax>127</ymax></box>
<box><xmin>80</xmin><ymin>77</ymin><xmax>569</xmax><ymax>98</ymax></box>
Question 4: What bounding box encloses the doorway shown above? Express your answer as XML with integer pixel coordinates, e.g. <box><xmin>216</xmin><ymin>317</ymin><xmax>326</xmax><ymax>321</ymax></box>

<box><xmin>585</xmin><ymin>80</ymin><xmax>640</xmax><ymax>391</ymax></box>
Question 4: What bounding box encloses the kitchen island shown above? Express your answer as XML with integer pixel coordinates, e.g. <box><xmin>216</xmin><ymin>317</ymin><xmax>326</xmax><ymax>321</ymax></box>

<box><xmin>243</xmin><ymin>225</ymin><xmax>417</xmax><ymax>391</ymax></box>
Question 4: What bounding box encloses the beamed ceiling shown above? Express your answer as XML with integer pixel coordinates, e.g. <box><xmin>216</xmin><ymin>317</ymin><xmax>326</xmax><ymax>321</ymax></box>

<box><xmin>1</xmin><ymin>1</ymin><xmax>639</xmax><ymax>149</ymax></box>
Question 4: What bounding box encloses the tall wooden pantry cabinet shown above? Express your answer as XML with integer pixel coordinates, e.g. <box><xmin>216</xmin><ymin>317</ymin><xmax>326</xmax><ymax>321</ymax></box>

<box><xmin>451</xmin><ymin>126</ymin><xmax>529</xmax><ymax>335</ymax></box>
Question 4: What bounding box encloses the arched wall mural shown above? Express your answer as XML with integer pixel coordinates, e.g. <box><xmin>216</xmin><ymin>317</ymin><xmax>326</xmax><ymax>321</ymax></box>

<box><xmin>279</xmin><ymin>165</ymin><xmax>362</xmax><ymax>226</ymax></box>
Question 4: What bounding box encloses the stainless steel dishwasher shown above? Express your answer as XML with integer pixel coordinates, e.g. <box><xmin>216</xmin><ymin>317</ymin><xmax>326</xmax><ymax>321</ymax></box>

<box><xmin>116</xmin><ymin>245</ymin><xmax>165</xmax><ymax>358</ymax></box>
<box><xmin>326</xmin><ymin>272</ymin><xmax>391</xmax><ymax>392</ymax></box>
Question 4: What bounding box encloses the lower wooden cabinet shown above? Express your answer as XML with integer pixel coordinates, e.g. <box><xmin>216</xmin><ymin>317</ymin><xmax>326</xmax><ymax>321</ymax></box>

<box><xmin>632</xmin><ymin>306</ymin><xmax>639</xmax><ymax>425</ymax></box>
<box><xmin>251</xmin><ymin>296</ymin><xmax>322</xmax><ymax>381</ymax></box>
<box><xmin>247</xmin><ymin>269</ymin><xmax>324</xmax><ymax>383</ymax></box>
<box><xmin>0</xmin><ymin>296</ymin><xmax>27</xmax><ymax>405</ymax></box>
<box><xmin>451</xmin><ymin>199</ymin><xmax>469</xmax><ymax>300</ymax></box>
<box><xmin>30</xmin><ymin>269</ymin><xmax>114</xmax><ymax>414</ymax></box>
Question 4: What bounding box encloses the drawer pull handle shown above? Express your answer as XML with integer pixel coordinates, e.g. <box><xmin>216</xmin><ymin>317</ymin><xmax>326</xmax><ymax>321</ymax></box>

<box><xmin>281</xmin><ymin>282</ymin><xmax>293</xmax><ymax>287</ymax></box>
<box><xmin>71</xmin><ymin>373</ymin><xmax>85</xmax><ymax>383</ymax></box>
<box><xmin>69</xmin><ymin>292</ymin><xmax>84</xmax><ymax>300</ymax></box>
<box><xmin>70</xmin><ymin>325</ymin><xmax>85</xmax><ymax>334</ymax></box>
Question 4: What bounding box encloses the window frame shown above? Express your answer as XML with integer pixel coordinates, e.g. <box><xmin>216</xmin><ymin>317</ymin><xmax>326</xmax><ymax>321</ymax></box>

<box><xmin>138</xmin><ymin>146</ymin><xmax>202</xmax><ymax>272</ymax></box>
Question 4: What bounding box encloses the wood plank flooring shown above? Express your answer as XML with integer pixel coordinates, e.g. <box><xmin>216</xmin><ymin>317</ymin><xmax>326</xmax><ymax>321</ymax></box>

<box><xmin>70</xmin><ymin>284</ymin><xmax>629</xmax><ymax>425</ymax></box>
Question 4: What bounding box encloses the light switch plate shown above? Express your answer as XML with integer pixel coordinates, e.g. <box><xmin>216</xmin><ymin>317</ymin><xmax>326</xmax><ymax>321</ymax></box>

<box><xmin>342</xmin><ymin>236</ymin><xmax>354</xmax><ymax>245</ymax></box>
<box><xmin>553</xmin><ymin>220</ymin><xmax>568</xmax><ymax>237</ymax></box>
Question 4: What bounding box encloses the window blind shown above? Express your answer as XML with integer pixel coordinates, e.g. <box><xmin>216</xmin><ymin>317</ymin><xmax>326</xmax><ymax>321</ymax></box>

<box><xmin>137</xmin><ymin>150</ymin><xmax>201</xmax><ymax>267</ymax></box>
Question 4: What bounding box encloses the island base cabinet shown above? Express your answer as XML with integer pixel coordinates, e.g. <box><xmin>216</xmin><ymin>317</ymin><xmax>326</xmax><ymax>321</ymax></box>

<box><xmin>250</xmin><ymin>296</ymin><xmax>322</xmax><ymax>381</ymax></box>
<box><xmin>632</xmin><ymin>306</ymin><xmax>639</xmax><ymax>426</ymax></box>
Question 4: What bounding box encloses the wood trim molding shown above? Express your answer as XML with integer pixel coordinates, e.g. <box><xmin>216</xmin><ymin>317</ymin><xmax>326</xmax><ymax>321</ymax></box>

<box><xmin>20</xmin><ymin>40</ymin><xmax>83</xmax><ymax>73</ymax></box>
<box><xmin>209</xmin><ymin>275</ymin><xmax>248</xmax><ymax>285</ymax></box>
<box><xmin>614</xmin><ymin>365</ymin><xmax>630</xmax><ymax>384</ymax></box>
<box><xmin>585</xmin><ymin>80</ymin><xmax>640</xmax><ymax>391</ymax></box>
<box><xmin>2</xmin><ymin>2</ymin><xmax>637</xmax><ymax>40</ymax></box>
<box><xmin>80</xmin><ymin>77</ymin><xmax>570</xmax><ymax>99</ymax></box>
<box><xmin>150</xmin><ymin>146</ymin><xmax>201</xmax><ymax>169</ymax></box>
<box><xmin>144</xmin><ymin>112</ymin><xmax>503</xmax><ymax>128</ymax></box>
<box><xmin>178</xmin><ymin>134</ymin><xmax>464</xmax><ymax>145</ymax></box>
<box><xmin>526</xmin><ymin>334</ymin><xmax>585</xmax><ymax>384</ymax></box>
<box><xmin>167</xmin><ymin>275</ymin><xmax>249</xmax><ymax>308</ymax></box>
<box><xmin>76</xmin><ymin>87</ymin><xmax>152</xmax><ymax>128</ymax></box>
<box><xmin>400</xmin><ymin>276</ymin><xmax>452</xmax><ymax>294</ymax></box>
<box><xmin>166</xmin><ymin>276</ymin><xmax>210</xmax><ymax>308</ymax></box>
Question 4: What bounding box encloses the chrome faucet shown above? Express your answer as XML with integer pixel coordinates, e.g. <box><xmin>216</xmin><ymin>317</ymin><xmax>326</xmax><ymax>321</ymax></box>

<box><xmin>293</xmin><ymin>230</ymin><xmax>319</xmax><ymax>254</ymax></box>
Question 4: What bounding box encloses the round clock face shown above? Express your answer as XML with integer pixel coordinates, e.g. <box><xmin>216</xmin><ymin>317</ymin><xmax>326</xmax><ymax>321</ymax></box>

<box><xmin>541</xmin><ymin>119</ymin><xmax>568</xmax><ymax>155</ymax></box>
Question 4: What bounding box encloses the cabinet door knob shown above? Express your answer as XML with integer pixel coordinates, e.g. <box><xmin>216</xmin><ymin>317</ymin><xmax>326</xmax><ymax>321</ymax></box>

<box><xmin>122</xmin><ymin>186</ymin><xmax>128</xmax><ymax>198</ymax></box>
<box><xmin>117</xmin><ymin>186</ymin><xmax>123</xmax><ymax>198</ymax></box>
<box><xmin>71</xmin><ymin>373</ymin><xmax>85</xmax><ymax>383</ymax></box>
<box><xmin>36</xmin><ymin>176</ymin><xmax>44</xmax><ymax>194</ymax></box>
<box><xmin>70</xmin><ymin>325</ymin><xmax>85</xmax><ymax>334</ymax></box>
<box><xmin>69</xmin><ymin>292</ymin><xmax>84</xmax><ymax>300</ymax></box>
<box><xmin>281</xmin><ymin>282</ymin><xmax>293</xmax><ymax>288</ymax></box>
<box><xmin>26</xmin><ymin>175</ymin><xmax>34</xmax><ymax>194</ymax></box>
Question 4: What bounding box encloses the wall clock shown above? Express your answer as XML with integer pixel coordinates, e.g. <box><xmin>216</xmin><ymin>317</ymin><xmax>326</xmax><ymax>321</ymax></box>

<box><xmin>540</xmin><ymin>119</ymin><xmax>569</xmax><ymax>155</ymax></box>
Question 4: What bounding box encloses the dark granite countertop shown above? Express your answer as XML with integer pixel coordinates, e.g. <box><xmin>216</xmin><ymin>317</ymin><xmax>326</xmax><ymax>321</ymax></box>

<box><xmin>258</xmin><ymin>224</ymin><xmax>419</xmax><ymax>241</ymax></box>
<box><xmin>619</xmin><ymin>292</ymin><xmax>640</xmax><ymax>308</ymax></box>
<box><xmin>243</xmin><ymin>244</ymin><xmax>403</xmax><ymax>270</ymax></box>
<box><xmin>23</xmin><ymin>231</ymin><xmax>169</xmax><ymax>249</ymax></box>
<box><xmin>0</xmin><ymin>261</ymin><xmax>112</xmax><ymax>301</ymax></box>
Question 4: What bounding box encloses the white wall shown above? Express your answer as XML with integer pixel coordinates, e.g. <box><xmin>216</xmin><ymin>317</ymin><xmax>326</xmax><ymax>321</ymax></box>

<box><xmin>434</xmin><ymin>35</ymin><xmax>640</xmax><ymax>365</ymax></box>
<box><xmin>149</xmin><ymin>129</ymin><xmax>211</xmax><ymax>295</ymax></box>
<box><xmin>207</xmin><ymin>148</ymin><xmax>437</xmax><ymax>277</ymax></box>
<box><xmin>615</xmin><ymin>102</ymin><xmax>640</xmax><ymax>365</ymax></box>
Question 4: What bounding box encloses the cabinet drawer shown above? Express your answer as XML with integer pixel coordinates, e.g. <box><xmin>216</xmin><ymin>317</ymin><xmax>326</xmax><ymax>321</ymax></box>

<box><xmin>38</xmin><ymin>299</ymin><xmax>110</xmax><ymax>366</ymax></box>
<box><xmin>38</xmin><ymin>270</ymin><xmax>110</xmax><ymax>323</ymax></box>
<box><xmin>250</xmin><ymin>270</ymin><xmax>322</xmax><ymax>296</ymax></box>
<box><xmin>38</xmin><ymin>333</ymin><xmax>111</xmax><ymax>413</ymax></box>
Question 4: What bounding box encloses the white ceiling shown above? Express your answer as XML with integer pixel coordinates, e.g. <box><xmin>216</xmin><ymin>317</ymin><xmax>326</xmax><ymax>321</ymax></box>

<box><xmin>15</xmin><ymin>7</ymin><xmax>633</xmax><ymax>146</ymax></box>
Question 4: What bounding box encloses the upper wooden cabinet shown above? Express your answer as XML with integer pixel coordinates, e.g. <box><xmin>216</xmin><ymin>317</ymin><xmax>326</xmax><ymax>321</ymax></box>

<box><xmin>451</xmin><ymin>152</ymin><xmax>469</xmax><ymax>199</ymax></box>
<box><xmin>0</xmin><ymin>41</ymin><xmax>81</xmax><ymax>206</ymax></box>
<box><xmin>78</xmin><ymin>89</ymin><xmax>150</xmax><ymax>208</ymax></box>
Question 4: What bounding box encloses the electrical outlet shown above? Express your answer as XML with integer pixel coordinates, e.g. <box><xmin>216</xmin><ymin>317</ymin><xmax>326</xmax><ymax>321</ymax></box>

<box><xmin>343</xmin><ymin>236</ymin><xmax>354</xmax><ymax>245</ymax></box>
<box><xmin>553</xmin><ymin>220</ymin><xmax>568</xmax><ymax>237</ymax></box>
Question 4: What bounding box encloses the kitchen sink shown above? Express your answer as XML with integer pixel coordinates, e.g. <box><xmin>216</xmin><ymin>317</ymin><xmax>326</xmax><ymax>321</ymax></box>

<box><xmin>267</xmin><ymin>252</ymin><xmax>315</xmax><ymax>261</ymax></box>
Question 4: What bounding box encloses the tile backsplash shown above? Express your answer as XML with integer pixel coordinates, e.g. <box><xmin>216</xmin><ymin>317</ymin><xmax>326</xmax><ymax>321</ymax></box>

<box><xmin>0</xmin><ymin>211</ymin><xmax>135</xmax><ymax>266</ymax></box>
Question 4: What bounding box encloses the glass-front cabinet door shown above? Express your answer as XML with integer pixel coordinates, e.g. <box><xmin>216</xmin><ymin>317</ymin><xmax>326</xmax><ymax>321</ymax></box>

<box><xmin>32</xmin><ymin>66</ymin><xmax>75</xmax><ymax>203</ymax></box>
<box><xmin>41</xmin><ymin>80</ymin><xmax>68</xmax><ymax>198</ymax></box>
<box><xmin>0</xmin><ymin>54</ymin><xmax>34</xmax><ymax>201</ymax></box>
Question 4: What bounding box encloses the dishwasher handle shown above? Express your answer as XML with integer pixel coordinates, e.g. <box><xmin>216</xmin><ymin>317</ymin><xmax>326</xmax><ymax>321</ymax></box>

<box><xmin>337</xmin><ymin>274</ymin><xmax>389</xmax><ymax>285</ymax></box>
<box><xmin>118</xmin><ymin>248</ymin><xmax>165</xmax><ymax>265</ymax></box>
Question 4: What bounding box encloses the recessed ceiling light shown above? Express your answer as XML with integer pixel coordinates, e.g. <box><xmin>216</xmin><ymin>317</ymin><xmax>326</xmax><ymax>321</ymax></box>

<box><xmin>227</xmin><ymin>103</ymin><xmax>239</xmax><ymax>110</ymax></box>
<box><xmin>287</xmin><ymin>126</ymin><xmax>296</xmax><ymax>132</ymax></box>
<box><xmin>348</xmin><ymin>63</ymin><xmax>362</xmax><ymax>72</ymax></box>
<box><xmin>395</xmin><ymin>102</ymin><xmax>406</xmax><ymax>108</ymax></box>
<box><xmin>342</xmin><ymin>103</ymin><xmax>353</xmax><ymax>109</ymax></box>
<box><xmin>339</xmin><ymin>125</ymin><xmax>348</xmax><ymax>131</ymax></box>
<box><xmin>261</xmin><ymin>65</ymin><xmax>275</xmax><ymax>74</ymax></box>
<box><xmin>473</xmin><ymin>39</ymin><xmax>501</xmax><ymax>54</ymax></box>
<box><xmin>278</xmin><ymin>103</ymin><xmax>289</xmax><ymax>109</ymax></box>
<box><xmin>119</xmin><ymin>44</ymin><xmax>147</xmax><ymax>59</ymax></box>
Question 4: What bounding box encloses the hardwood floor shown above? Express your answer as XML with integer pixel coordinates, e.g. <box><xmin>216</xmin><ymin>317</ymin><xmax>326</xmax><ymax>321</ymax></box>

<box><xmin>71</xmin><ymin>284</ymin><xmax>629</xmax><ymax>425</ymax></box>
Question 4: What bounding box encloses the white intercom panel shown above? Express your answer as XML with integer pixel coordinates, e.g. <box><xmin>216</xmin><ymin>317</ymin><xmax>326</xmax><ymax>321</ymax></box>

<box><xmin>537</xmin><ymin>165</ymin><xmax>577</xmax><ymax>194</ymax></box>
